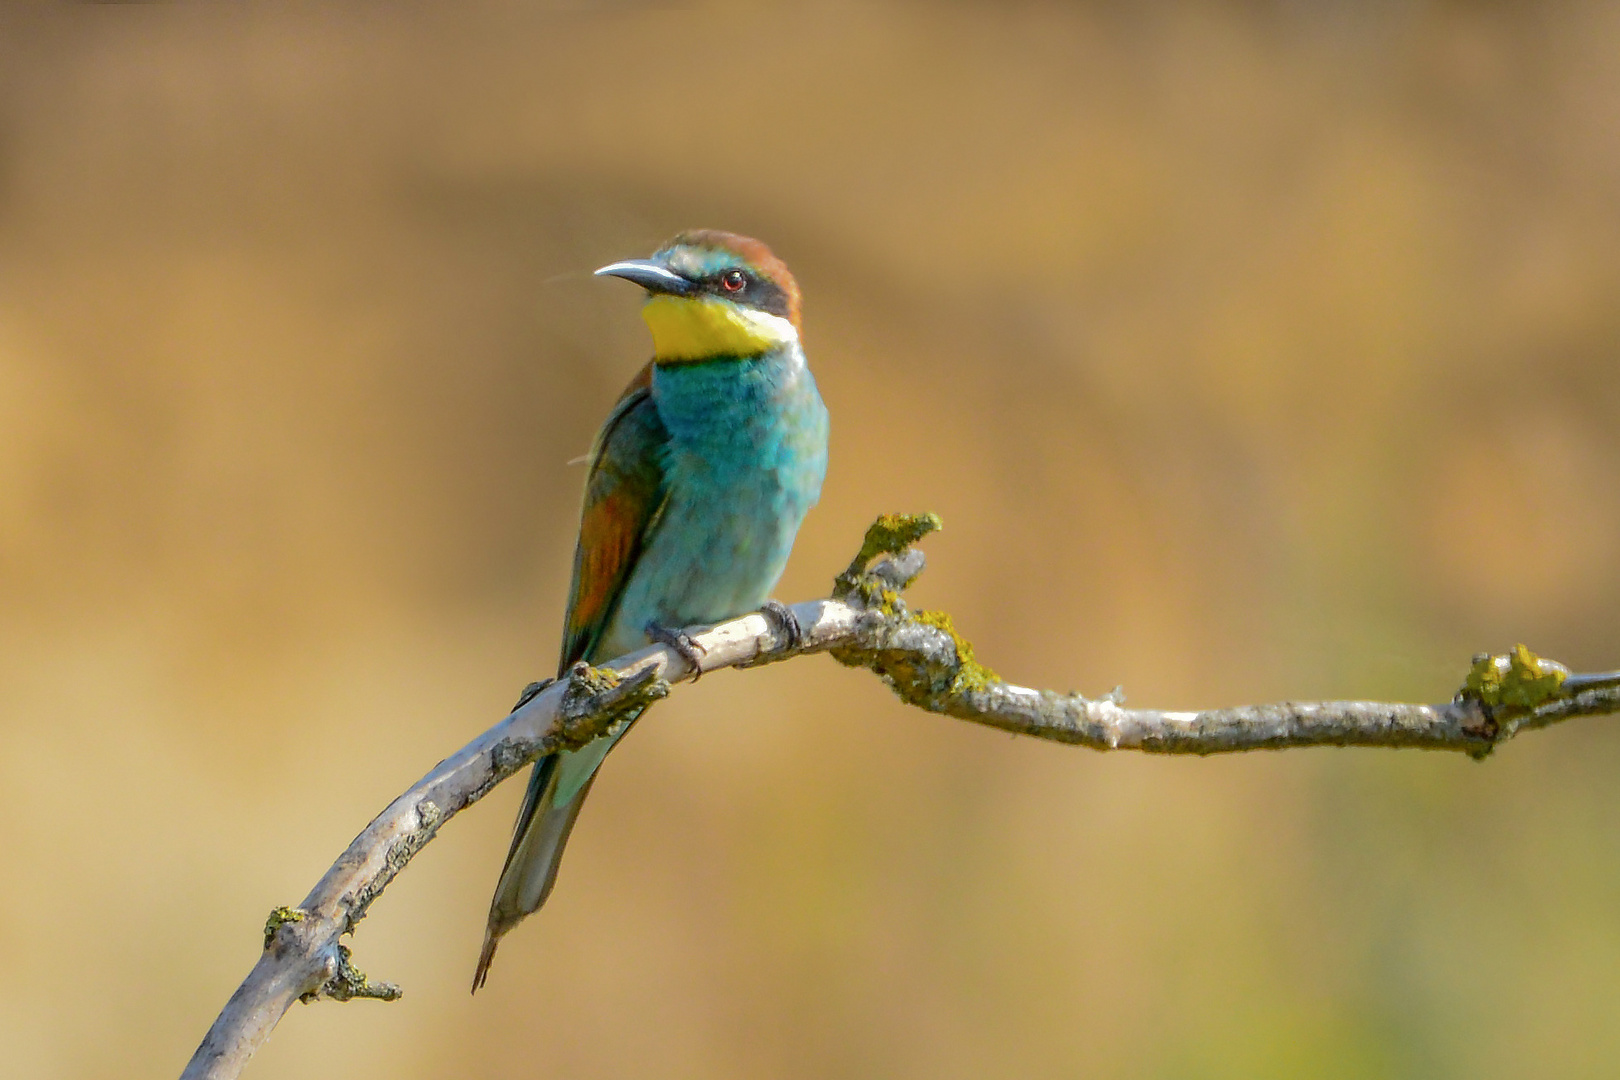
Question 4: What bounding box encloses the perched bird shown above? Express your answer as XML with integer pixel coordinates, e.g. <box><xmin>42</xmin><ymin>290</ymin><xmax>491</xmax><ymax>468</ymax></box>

<box><xmin>473</xmin><ymin>230</ymin><xmax>829</xmax><ymax>989</ymax></box>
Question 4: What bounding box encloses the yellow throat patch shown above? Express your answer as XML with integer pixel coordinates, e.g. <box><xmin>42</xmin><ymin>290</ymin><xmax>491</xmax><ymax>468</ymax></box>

<box><xmin>641</xmin><ymin>295</ymin><xmax>797</xmax><ymax>362</ymax></box>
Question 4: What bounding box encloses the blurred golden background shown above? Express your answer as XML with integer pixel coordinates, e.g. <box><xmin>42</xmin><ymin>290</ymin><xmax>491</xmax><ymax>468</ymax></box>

<box><xmin>3</xmin><ymin>2</ymin><xmax>1619</xmax><ymax>1077</ymax></box>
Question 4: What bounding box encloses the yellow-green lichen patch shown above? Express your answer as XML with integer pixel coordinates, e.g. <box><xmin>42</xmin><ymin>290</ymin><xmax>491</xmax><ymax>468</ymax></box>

<box><xmin>913</xmin><ymin>609</ymin><xmax>1001</xmax><ymax>695</ymax></box>
<box><xmin>264</xmin><ymin>906</ymin><xmax>307</xmax><ymax>949</ymax></box>
<box><xmin>317</xmin><ymin>943</ymin><xmax>403</xmax><ymax>1003</ymax></box>
<box><xmin>567</xmin><ymin>661</ymin><xmax>623</xmax><ymax>696</ymax></box>
<box><xmin>553</xmin><ymin>662</ymin><xmax>669</xmax><ymax>753</ymax></box>
<box><xmin>1462</xmin><ymin>644</ymin><xmax>1568</xmax><ymax>710</ymax></box>
<box><xmin>834</xmin><ymin>512</ymin><xmax>942</xmax><ymax>598</ymax></box>
<box><xmin>856</xmin><ymin>512</ymin><xmax>942</xmax><ymax>566</ymax></box>
<box><xmin>852</xmin><ymin>582</ymin><xmax>905</xmax><ymax>617</ymax></box>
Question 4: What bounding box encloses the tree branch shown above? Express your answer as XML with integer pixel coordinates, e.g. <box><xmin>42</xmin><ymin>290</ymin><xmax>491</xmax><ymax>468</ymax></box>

<box><xmin>180</xmin><ymin>514</ymin><xmax>1620</xmax><ymax>1080</ymax></box>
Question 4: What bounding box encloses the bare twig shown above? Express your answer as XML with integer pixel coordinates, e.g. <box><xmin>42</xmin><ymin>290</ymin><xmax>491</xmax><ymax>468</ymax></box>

<box><xmin>180</xmin><ymin>515</ymin><xmax>1620</xmax><ymax>1080</ymax></box>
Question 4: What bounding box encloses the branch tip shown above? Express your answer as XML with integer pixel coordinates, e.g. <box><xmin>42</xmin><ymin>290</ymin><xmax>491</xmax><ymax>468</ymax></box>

<box><xmin>184</xmin><ymin>519</ymin><xmax>1620</xmax><ymax>1080</ymax></box>
<box><xmin>307</xmin><ymin>943</ymin><xmax>402</xmax><ymax>1004</ymax></box>
<box><xmin>834</xmin><ymin>512</ymin><xmax>942</xmax><ymax>599</ymax></box>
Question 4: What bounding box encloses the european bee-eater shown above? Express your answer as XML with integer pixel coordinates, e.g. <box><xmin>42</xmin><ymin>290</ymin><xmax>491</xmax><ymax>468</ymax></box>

<box><xmin>473</xmin><ymin>230</ymin><xmax>829</xmax><ymax>989</ymax></box>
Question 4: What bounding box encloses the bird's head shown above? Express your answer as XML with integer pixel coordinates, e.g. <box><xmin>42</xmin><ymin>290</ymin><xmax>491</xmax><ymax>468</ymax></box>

<box><xmin>595</xmin><ymin>230</ymin><xmax>802</xmax><ymax>364</ymax></box>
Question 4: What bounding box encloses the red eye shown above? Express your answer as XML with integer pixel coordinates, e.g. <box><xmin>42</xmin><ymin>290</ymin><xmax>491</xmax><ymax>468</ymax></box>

<box><xmin>721</xmin><ymin>270</ymin><xmax>747</xmax><ymax>292</ymax></box>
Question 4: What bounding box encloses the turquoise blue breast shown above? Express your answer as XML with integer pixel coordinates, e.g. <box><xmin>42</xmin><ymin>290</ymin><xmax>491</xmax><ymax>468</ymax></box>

<box><xmin>593</xmin><ymin>345</ymin><xmax>828</xmax><ymax>660</ymax></box>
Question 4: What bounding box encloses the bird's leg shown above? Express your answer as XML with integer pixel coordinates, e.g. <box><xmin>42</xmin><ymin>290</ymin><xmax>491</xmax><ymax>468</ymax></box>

<box><xmin>646</xmin><ymin>621</ymin><xmax>707</xmax><ymax>680</ymax></box>
<box><xmin>510</xmin><ymin>677</ymin><xmax>555</xmax><ymax>712</ymax></box>
<box><xmin>758</xmin><ymin>599</ymin><xmax>803</xmax><ymax>652</ymax></box>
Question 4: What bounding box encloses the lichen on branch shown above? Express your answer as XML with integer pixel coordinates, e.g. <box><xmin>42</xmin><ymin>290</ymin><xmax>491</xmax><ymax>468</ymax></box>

<box><xmin>181</xmin><ymin>512</ymin><xmax>1620</xmax><ymax>1080</ymax></box>
<box><xmin>833</xmin><ymin>512</ymin><xmax>942</xmax><ymax>601</ymax></box>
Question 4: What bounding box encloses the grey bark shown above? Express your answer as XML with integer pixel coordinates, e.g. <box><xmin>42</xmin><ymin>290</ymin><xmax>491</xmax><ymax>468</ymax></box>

<box><xmin>180</xmin><ymin>543</ymin><xmax>1620</xmax><ymax>1080</ymax></box>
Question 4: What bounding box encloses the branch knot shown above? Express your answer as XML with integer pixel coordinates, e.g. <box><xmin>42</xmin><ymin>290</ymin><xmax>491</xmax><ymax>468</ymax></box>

<box><xmin>263</xmin><ymin>906</ymin><xmax>307</xmax><ymax>951</ymax></box>
<box><xmin>556</xmin><ymin>661</ymin><xmax>669</xmax><ymax>749</ymax></box>
<box><xmin>185</xmin><ymin>515</ymin><xmax>1620</xmax><ymax>1080</ymax></box>
<box><xmin>306</xmin><ymin>943</ymin><xmax>402</xmax><ymax>1004</ymax></box>
<box><xmin>829</xmin><ymin>513</ymin><xmax>1002</xmax><ymax>712</ymax></box>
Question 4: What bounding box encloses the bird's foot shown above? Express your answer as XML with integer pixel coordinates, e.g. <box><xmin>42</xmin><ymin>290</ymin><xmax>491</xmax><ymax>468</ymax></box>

<box><xmin>646</xmin><ymin>621</ymin><xmax>707</xmax><ymax>680</ymax></box>
<box><xmin>510</xmin><ymin>677</ymin><xmax>555</xmax><ymax>712</ymax></box>
<box><xmin>759</xmin><ymin>599</ymin><xmax>803</xmax><ymax>652</ymax></box>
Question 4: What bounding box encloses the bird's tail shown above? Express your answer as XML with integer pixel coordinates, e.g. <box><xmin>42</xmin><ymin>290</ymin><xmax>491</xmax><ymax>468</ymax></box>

<box><xmin>472</xmin><ymin>713</ymin><xmax>638</xmax><ymax>991</ymax></box>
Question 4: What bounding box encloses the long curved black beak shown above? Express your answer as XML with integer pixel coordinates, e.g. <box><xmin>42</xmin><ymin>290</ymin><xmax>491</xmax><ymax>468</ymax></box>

<box><xmin>594</xmin><ymin>259</ymin><xmax>696</xmax><ymax>296</ymax></box>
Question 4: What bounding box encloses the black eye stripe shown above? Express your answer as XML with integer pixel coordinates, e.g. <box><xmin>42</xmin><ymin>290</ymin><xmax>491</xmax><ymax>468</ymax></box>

<box><xmin>702</xmin><ymin>267</ymin><xmax>791</xmax><ymax>319</ymax></box>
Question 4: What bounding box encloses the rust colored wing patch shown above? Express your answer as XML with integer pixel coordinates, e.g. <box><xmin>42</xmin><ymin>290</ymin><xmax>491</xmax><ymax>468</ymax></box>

<box><xmin>557</xmin><ymin>362</ymin><xmax>667</xmax><ymax>674</ymax></box>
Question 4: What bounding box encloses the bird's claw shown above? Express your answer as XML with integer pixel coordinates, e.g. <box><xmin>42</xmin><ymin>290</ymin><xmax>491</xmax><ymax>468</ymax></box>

<box><xmin>646</xmin><ymin>621</ymin><xmax>707</xmax><ymax>679</ymax></box>
<box><xmin>759</xmin><ymin>599</ymin><xmax>802</xmax><ymax>652</ymax></box>
<box><xmin>511</xmin><ymin>677</ymin><xmax>555</xmax><ymax>712</ymax></box>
